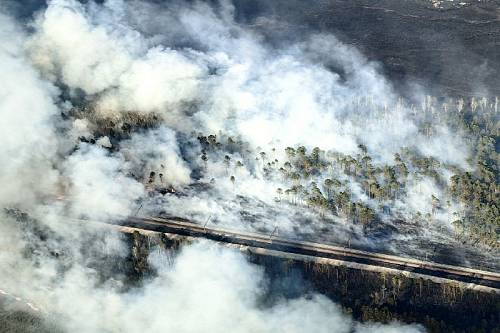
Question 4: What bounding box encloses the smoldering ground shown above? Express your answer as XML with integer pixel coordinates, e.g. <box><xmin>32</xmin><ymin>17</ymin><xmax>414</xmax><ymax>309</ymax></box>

<box><xmin>0</xmin><ymin>0</ymin><xmax>496</xmax><ymax>332</ymax></box>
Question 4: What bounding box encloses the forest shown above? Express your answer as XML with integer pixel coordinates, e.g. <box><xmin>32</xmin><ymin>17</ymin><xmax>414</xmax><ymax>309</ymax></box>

<box><xmin>71</xmin><ymin>95</ymin><xmax>499</xmax><ymax>251</ymax></box>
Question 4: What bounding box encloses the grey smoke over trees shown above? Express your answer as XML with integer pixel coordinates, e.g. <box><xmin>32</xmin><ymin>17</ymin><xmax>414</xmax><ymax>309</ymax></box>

<box><xmin>0</xmin><ymin>0</ymin><xmax>497</xmax><ymax>331</ymax></box>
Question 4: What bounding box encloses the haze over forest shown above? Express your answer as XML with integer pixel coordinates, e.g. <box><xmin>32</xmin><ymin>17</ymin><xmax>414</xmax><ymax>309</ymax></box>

<box><xmin>0</xmin><ymin>0</ymin><xmax>498</xmax><ymax>332</ymax></box>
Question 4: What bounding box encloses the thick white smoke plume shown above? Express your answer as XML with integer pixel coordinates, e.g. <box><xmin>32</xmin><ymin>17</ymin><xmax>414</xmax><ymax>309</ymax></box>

<box><xmin>23</xmin><ymin>0</ymin><xmax>473</xmax><ymax>241</ymax></box>
<box><xmin>0</xmin><ymin>11</ymin><xmax>59</xmax><ymax>208</ymax></box>
<box><xmin>28</xmin><ymin>0</ymin><xmax>467</xmax><ymax>162</ymax></box>
<box><xmin>62</xmin><ymin>144</ymin><xmax>145</xmax><ymax>220</ymax></box>
<box><xmin>0</xmin><ymin>0</ymin><xmax>487</xmax><ymax>331</ymax></box>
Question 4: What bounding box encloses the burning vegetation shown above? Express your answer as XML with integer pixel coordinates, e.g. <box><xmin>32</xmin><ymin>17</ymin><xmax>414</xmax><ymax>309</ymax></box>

<box><xmin>0</xmin><ymin>0</ymin><xmax>498</xmax><ymax>332</ymax></box>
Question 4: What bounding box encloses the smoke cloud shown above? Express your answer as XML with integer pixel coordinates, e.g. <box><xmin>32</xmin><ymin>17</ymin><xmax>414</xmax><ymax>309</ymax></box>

<box><xmin>0</xmin><ymin>11</ymin><xmax>59</xmax><ymax>208</ymax></box>
<box><xmin>0</xmin><ymin>0</ymin><xmax>491</xmax><ymax>331</ymax></box>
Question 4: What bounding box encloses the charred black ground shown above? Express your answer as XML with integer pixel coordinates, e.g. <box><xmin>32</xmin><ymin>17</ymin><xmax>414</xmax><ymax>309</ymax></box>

<box><xmin>231</xmin><ymin>0</ymin><xmax>500</xmax><ymax>97</ymax></box>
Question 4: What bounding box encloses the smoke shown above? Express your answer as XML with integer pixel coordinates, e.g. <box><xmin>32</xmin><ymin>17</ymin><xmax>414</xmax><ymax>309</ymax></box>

<box><xmin>0</xmin><ymin>224</ymin><xmax>426</xmax><ymax>333</ymax></box>
<box><xmin>121</xmin><ymin>126</ymin><xmax>192</xmax><ymax>187</ymax></box>
<box><xmin>27</xmin><ymin>0</ymin><xmax>462</xmax><ymax>161</ymax></box>
<box><xmin>0</xmin><ymin>0</ymin><xmax>488</xmax><ymax>331</ymax></box>
<box><xmin>0</xmin><ymin>11</ymin><xmax>59</xmax><ymax>208</ymax></box>
<box><xmin>62</xmin><ymin>144</ymin><xmax>145</xmax><ymax>220</ymax></box>
<box><xmin>13</xmin><ymin>0</ymin><xmax>488</xmax><ymax>260</ymax></box>
<box><xmin>27</xmin><ymin>0</ymin><xmax>472</xmax><ymax>171</ymax></box>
